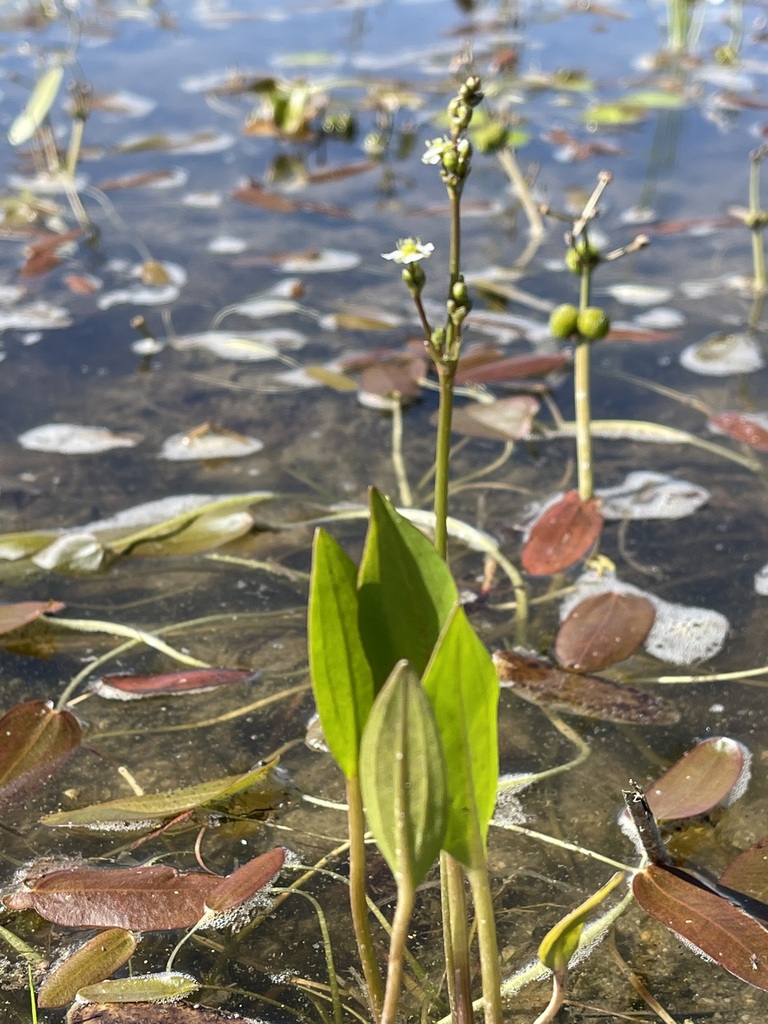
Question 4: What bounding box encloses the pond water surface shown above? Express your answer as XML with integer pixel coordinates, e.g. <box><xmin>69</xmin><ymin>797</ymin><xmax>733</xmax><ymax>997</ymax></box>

<box><xmin>2</xmin><ymin>0</ymin><xmax>768</xmax><ymax>1021</ymax></box>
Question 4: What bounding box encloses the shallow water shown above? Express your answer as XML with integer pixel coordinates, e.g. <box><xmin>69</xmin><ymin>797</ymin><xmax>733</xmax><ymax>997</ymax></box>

<box><xmin>2</xmin><ymin>0</ymin><xmax>768</xmax><ymax>1020</ymax></box>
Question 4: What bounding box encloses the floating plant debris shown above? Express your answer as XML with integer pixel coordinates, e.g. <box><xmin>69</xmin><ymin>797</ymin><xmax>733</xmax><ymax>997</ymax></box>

<box><xmin>708</xmin><ymin>411</ymin><xmax>768</xmax><ymax>452</ymax></box>
<box><xmin>521</xmin><ymin>490</ymin><xmax>603</xmax><ymax>576</ymax></box>
<box><xmin>17</xmin><ymin>423</ymin><xmax>143</xmax><ymax>454</ymax></box>
<box><xmin>170</xmin><ymin>329</ymin><xmax>307</xmax><ymax>361</ymax></box>
<box><xmin>0</xmin><ymin>599</ymin><xmax>64</xmax><ymax>634</ymax></box>
<box><xmin>450</xmin><ymin>396</ymin><xmax>540</xmax><ymax>442</ymax></box>
<box><xmin>604</xmin><ymin>282</ymin><xmax>675</xmax><ymax>306</ymax></box>
<box><xmin>680</xmin><ymin>332</ymin><xmax>765</xmax><ymax>376</ymax></box>
<box><xmin>642</xmin><ymin>736</ymin><xmax>751</xmax><ymax>820</ymax></box>
<box><xmin>596</xmin><ymin>471</ymin><xmax>710</xmax><ymax>520</ymax></box>
<box><xmin>555</xmin><ymin>591</ymin><xmax>656</xmax><ymax>671</ymax></box>
<box><xmin>493</xmin><ymin>650</ymin><xmax>679</xmax><ymax>725</ymax></box>
<box><xmin>159</xmin><ymin>424</ymin><xmax>264</xmax><ymax>461</ymax></box>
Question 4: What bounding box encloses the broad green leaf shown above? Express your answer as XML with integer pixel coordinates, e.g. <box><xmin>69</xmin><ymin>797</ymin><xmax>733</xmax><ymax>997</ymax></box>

<box><xmin>421</xmin><ymin>605</ymin><xmax>498</xmax><ymax>867</ymax></box>
<box><xmin>40</xmin><ymin>760</ymin><xmax>281</xmax><ymax>830</ymax></box>
<box><xmin>76</xmin><ymin>972</ymin><xmax>199</xmax><ymax>1004</ymax></box>
<box><xmin>582</xmin><ymin>103</ymin><xmax>645</xmax><ymax>125</ymax></box>
<box><xmin>357</xmin><ymin>489</ymin><xmax>457</xmax><ymax>689</ymax></box>
<box><xmin>623</xmin><ymin>89</ymin><xmax>686</xmax><ymax>109</ymax></box>
<box><xmin>8</xmin><ymin>66</ymin><xmax>64</xmax><ymax>146</ymax></box>
<box><xmin>37</xmin><ymin>928</ymin><xmax>137</xmax><ymax>1008</ymax></box>
<box><xmin>359</xmin><ymin>661</ymin><xmax>447</xmax><ymax>887</ymax></box>
<box><xmin>538</xmin><ymin>872</ymin><xmax>624</xmax><ymax>972</ymax></box>
<box><xmin>308</xmin><ymin>529</ymin><xmax>375</xmax><ymax>778</ymax></box>
<box><xmin>0</xmin><ymin>531</ymin><xmax>62</xmax><ymax>561</ymax></box>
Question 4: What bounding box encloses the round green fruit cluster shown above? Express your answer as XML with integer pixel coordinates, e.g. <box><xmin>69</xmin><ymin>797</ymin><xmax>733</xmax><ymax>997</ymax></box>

<box><xmin>577</xmin><ymin>306</ymin><xmax>611</xmax><ymax>340</ymax></box>
<box><xmin>549</xmin><ymin>303</ymin><xmax>579</xmax><ymax>338</ymax></box>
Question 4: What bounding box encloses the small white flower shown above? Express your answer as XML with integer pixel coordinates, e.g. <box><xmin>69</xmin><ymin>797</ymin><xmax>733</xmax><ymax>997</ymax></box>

<box><xmin>422</xmin><ymin>136</ymin><xmax>451</xmax><ymax>165</ymax></box>
<box><xmin>381</xmin><ymin>238</ymin><xmax>435</xmax><ymax>265</ymax></box>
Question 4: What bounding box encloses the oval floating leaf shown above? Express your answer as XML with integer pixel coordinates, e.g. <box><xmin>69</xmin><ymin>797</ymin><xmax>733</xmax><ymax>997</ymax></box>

<box><xmin>359</xmin><ymin>661</ymin><xmax>447</xmax><ymax>885</ymax></box>
<box><xmin>709</xmin><ymin>411</ymin><xmax>768</xmax><ymax>452</ymax></box>
<box><xmin>205</xmin><ymin>847</ymin><xmax>285</xmax><ymax>916</ymax></box>
<box><xmin>4</xmin><ymin>865</ymin><xmax>219</xmax><ymax>930</ymax></box>
<box><xmin>450</xmin><ymin>396</ymin><xmax>540</xmax><ymax>442</ymax></box>
<box><xmin>0</xmin><ymin>700</ymin><xmax>81</xmax><ymax>809</ymax></box>
<box><xmin>92</xmin><ymin>668</ymin><xmax>254</xmax><ymax>700</ymax></box>
<box><xmin>555</xmin><ymin>592</ymin><xmax>656</xmax><ymax>671</ymax></box>
<box><xmin>76</xmin><ymin>972</ymin><xmax>199</xmax><ymax>1004</ymax></box>
<box><xmin>0</xmin><ymin>600</ymin><xmax>65</xmax><ymax>634</ymax></box>
<box><xmin>37</xmin><ymin>928</ymin><xmax>137</xmax><ymax>1008</ymax></box>
<box><xmin>632</xmin><ymin>863</ymin><xmax>768</xmax><ymax>991</ymax></box>
<box><xmin>493</xmin><ymin>650</ymin><xmax>679</xmax><ymax>726</ymax></box>
<box><xmin>521</xmin><ymin>490</ymin><xmax>603</xmax><ymax>576</ymax></box>
<box><xmin>643</xmin><ymin>737</ymin><xmax>751</xmax><ymax>820</ymax></box>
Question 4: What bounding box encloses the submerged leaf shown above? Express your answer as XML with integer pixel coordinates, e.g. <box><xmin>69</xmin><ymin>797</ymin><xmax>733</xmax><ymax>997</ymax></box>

<box><xmin>555</xmin><ymin>591</ymin><xmax>656</xmax><ymax>671</ymax></box>
<box><xmin>539</xmin><ymin>873</ymin><xmax>624</xmax><ymax>971</ymax></box>
<box><xmin>521</xmin><ymin>490</ymin><xmax>603</xmax><ymax>575</ymax></box>
<box><xmin>632</xmin><ymin>864</ymin><xmax>768</xmax><ymax>991</ymax></box>
<box><xmin>67</xmin><ymin>1001</ymin><xmax>263</xmax><ymax>1023</ymax></box>
<box><xmin>494</xmin><ymin>650</ymin><xmax>679</xmax><ymax>725</ymax></box>
<box><xmin>450</xmin><ymin>395</ymin><xmax>540</xmax><ymax>441</ymax></box>
<box><xmin>720</xmin><ymin>837</ymin><xmax>768</xmax><ymax>903</ymax></box>
<box><xmin>0</xmin><ymin>700</ymin><xmax>81</xmax><ymax>810</ymax></box>
<box><xmin>38</xmin><ymin>929</ymin><xmax>137</xmax><ymax>1008</ymax></box>
<box><xmin>709</xmin><ymin>411</ymin><xmax>768</xmax><ymax>452</ymax></box>
<box><xmin>596</xmin><ymin>471</ymin><xmax>709</xmax><ymax>521</ymax></box>
<box><xmin>680</xmin><ymin>333</ymin><xmax>764</xmax><ymax>376</ymax></box>
<box><xmin>4</xmin><ymin>865</ymin><xmax>219</xmax><ymax>930</ymax></box>
<box><xmin>18</xmin><ymin>424</ymin><xmax>142</xmax><ymax>454</ymax></box>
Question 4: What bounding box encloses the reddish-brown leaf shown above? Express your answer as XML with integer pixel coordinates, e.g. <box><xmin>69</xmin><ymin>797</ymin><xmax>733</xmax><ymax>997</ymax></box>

<box><xmin>66</xmin><ymin>1002</ymin><xmax>264</xmax><ymax>1023</ymax></box>
<box><xmin>603</xmin><ymin>325</ymin><xmax>679</xmax><ymax>343</ymax></box>
<box><xmin>493</xmin><ymin>649</ymin><xmax>679</xmax><ymax>725</ymax></box>
<box><xmin>454</xmin><ymin>352</ymin><xmax>571</xmax><ymax>386</ymax></box>
<box><xmin>231</xmin><ymin>181</ymin><xmax>351</xmax><ymax>218</ymax></box>
<box><xmin>205</xmin><ymin>847</ymin><xmax>285</xmax><ymax>915</ymax></box>
<box><xmin>643</xmin><ymin>737</ymin><xmax>750</xmax><ymax>820</ymax></box>
<box><xmin>0</xmin><ymin>600</ymin><xmax>64</xmax><ymax>634</ymax></box>
<box><xmin>521</xmin><ymin>490</ymin><xmax>603</xmax><ymax>575</ymax></box>
<box><xmin>555</xmin><ymin>591</ymin><xmax>656</xmax><ymax>671</ymax></box>
<box><xmin>97</xmin><ymin>169</ymin><xmax>182</xmax><ymax>191</ymax></box>
<box><xmin>19</xmin><ymin>229</ymin><xmax>82</xmax><ymax>278</ymax></box>
<box><xmin>0</xmin><ymin>700</ymin><xmax>81</xmax><ymax>809</ymax></box>
<box><xmin>4</xmin><ymin>864</ymin><xmax>219</xmax><ymax>931</ymax></box>
<box><xmin>449</xmin><ymin>396</ymin><xmax>540</xmax><ymax>442</ymax></box>
<box><xmin>359</xmin><ymin>360</ymin><xmax>424</xmax><ymax>403</ymax></box>
<box><xmin>720</xmin><ymin>837</ymin><xmax>768</xmax><ymax>904</ymax></box>
<box><xmin>93</xmin><ymin>668</ymin><xmax>255</xmax><ymax>700</ymax></box>
<box><xmin>708</xmin><ymin>412</ymin><xmax>768</xmax><ymax>452</ymax></box>
<box><xmin>632</xmin><ymin>863</ymin><xmax>768</xmax><ymax>990</ymax></box>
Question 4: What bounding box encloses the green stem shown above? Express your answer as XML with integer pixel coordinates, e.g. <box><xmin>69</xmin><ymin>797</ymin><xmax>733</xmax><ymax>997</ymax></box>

<box><xmin>449</xmin><ymin>187</ymin><xmax>462</xmax><ymax>287</ymax></box>
<box><xmin>750</xmin><ymin>150</ymin><xmax>767</xmax><ymax>293</ymax></box>
<box><xmin>466</xmin><ymin>862</ymin><xmax>503</xmax><ymax>1024</ymax></box>
<box><xmin>391</xmin><ymin>398</ymin><xmax>413</xmax><ymax>507</ymax></box>
<box><xmin>441</xmin><ymin>853</ymin><xmax>473</xmax><ymax>1024</ymax></box>
<box><xmin>380</xmin><ymin>885</ymin><xmax>416</xmax><ymax>1024</ymax></box>
<box><xmin>434</xmin><ymin>363</ymin><xmax>457</xmax><ymax>559</ymax></box>
<box><xmin>346</xmin><ymin>776</ymin><xmax>384</xmax><ymax>1023</ymax></box>
<box><xmin>574</xmin><ymin>268</ymin><xmax>594</xmax><ymax>502</ymax></box>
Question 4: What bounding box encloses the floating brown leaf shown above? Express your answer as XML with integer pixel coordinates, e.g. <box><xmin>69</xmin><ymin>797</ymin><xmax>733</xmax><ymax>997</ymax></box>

<box><xmin>232</xmin><ymin>181</ymin><xmax>350</xmax><ymax>218</ymax></box>
<box><xmin>720</xmin><ymin>837</ymin><xmax>768</xmax><ymax>904</ymax></box>
<box><xmin>555</xmin><ymin>591</ymin><xmax>656</xmax><ymax>671</ymax></box>
<box><xmin>4</xmin><ymin>864</ymin><xmax>220</xmax><ymax>930</ymax></box>
<box><xmin>19</xmin><ymin>228</ymin><xmax>82</xmax><ymax>278</ymax></box>
<box><xmin>0</xmin><ymin>700</ymin><xmax>81</xmax><ymax>809</ymax></box>
<box><xmin>0</xmin><ymin>599</ymin><xmax>64</xmax><ymax>634</ymax></box>
<box><xmin>92</xmin><ymin>668</ymin><xmax>255</xmax><ymax>700</ymax></box>
<box><xmin>37</xmin><ymin>928</ymin><xmax>137</xmax><ymax>1008</ymax></box>
<box><xmin>449</xmin><ymin>395</ymin><xmax>540</xmax><ymax>442</ymax></box>
<box><xmin>708</xmin><ymin>412</ymin><xmax>768</xmax><ymax>452</ymax></box>
<box><xmin>521</xmin><ymin>490</ymin><xmax>603</xmax><ymax>575</ymax></box>
<box><xmin>205</xmin><ymin>846</ymin><xmax>285</xmax><ymax>916</ymax></box>
<box><xmin>493</xmin><ymin>649</ymin><xmax>679</xmax><ymax>725</ymax></box>
<box><xmin>632</xmin><ymin>863</ymin><xmax>768</xmax><ymax>990</ymax></box>
<box><xmin>359</xmin><ymin>359</ymin><xmax>424</xmax><ymax>404</ymax></box>
<box><xmin>454</xmin><ymin>352</ymin><xmax>570</xmax><ymax>386</ymax></box>
<box><xmin>67</xmin><ymin>1002</ymin><xmax>263</xmax><ymax>1024</ymax></box>
<box><xmin>642</xmin><ymin>736</ymin><xmax>750</xmax><ymax>820</ymax></box>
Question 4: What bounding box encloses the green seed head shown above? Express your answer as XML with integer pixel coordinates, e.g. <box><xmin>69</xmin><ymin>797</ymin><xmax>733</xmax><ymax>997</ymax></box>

<box><xmin>565</xmin><ymin>241</ymin><xmax>601</xmax><ymax>275</ymax></box>
<box><xmin>577</xmin><ymin>306</ymin><xmax>611</xmax><ymax>341</ymax></box>
<box><xmin>549</xmin><ymin>303</ymin><xmax>580</xmax><ymax>339</ymax></box>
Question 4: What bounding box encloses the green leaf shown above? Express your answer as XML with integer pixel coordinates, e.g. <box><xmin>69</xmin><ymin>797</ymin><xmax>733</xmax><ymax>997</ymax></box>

<box><xmin>538</xmin><ymin>872</ymin><xmax>624</xmax><ymax>972</ymax></box>
<box><xmin>359</xmin><ymin>661</ymin><xmax>447</xmax><ymax>887</ymax></box>
<box><xmin>37</xmin><ymin>929</ymin><xmax>137</xmax><ymax>1008</ymax></box>
<box><xmin>126</xmin><ymin>509</ymin><xmax>254</xmax><ymax>558</ymax></box>
<box><xmin>582</xmin><ymin>103</ymin><xmax>645</xmax><ymax>125</ymax></box>
<box><xmin>421</xmin><ymin>604</ymin><xmax>498</xmax><ymax>867</ymax></box>
<box><xmin>40</xmin><ymin>760</ymin><xmax>281</xmax><ymax>830</ymax></box>
<box><xmin>357</xmin><ymin>489</ymin><xmax>457</xmax><ymax>689</ymax></box>
<box><xmin>308</xmin><ymin>529</ymin><xmax>375</xmax><ymax>778</ymax></box>
<box><xmin>8</xmin><ymin>66</ymin><xmax>64</xmax><ymax>146</ymax></box>
<box><xmin>76</xmin><ymin>972</ymin><xmax>199</xmax><ymax>1004</ymax></box>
